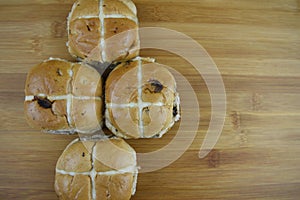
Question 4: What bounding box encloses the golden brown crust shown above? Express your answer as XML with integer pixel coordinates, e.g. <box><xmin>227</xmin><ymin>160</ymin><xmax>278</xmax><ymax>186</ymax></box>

<box><xmin>69</xmin><ymin>0</ymin><xmax>100</xmax><ymax>21</ymax></box>
<box><xmin>141</xmin><ymin>61</ymin><xmax>176</xmax><ymax>105</ymax></box>
<box><xmin>67</xmin><ymin>0</ymin><xmax>139</xmax><ymax>63</ymax></box>
<box><xmin>72</xmin><ymin>63</ymin><xmax>102</xmax><ymax>97</ymax></box>
<box><xmin>55</xmin><ymin>174</ymin><xmax>92</xmax><ymax>200</ymax></box>
<box><xmin>68</xmin><ymin>18</ymin><xmax>102</xmax><ymax>61</ymax></box>
<box><xmin>71</xmin><ymin>99</ymin><xmax>103</xmax><ymax>132</ymax></box>
<box><xmin>105</xmin><ymin>61</ymin><xmax>138</xmax><ymax>104</ymax></box>
<box><xmin>24</xmin><ymin>59</ymin><xmax>103</xmax><ymax>134</ymax></box>
<box><xmin>104</xmin><ymin>18</ymin><xmax>139</xmax><ymax>62</ymax></box>
<box><xmin>142</xmin><ymin>105</ymin><xmax>173</xmax><ymax>138</ymax></box>
<box><xmin>24</xmin><ymin>100</ymin><xmax>69</xmax><ymax>131</ymax></box>
<box><xmin>95</xmin><ymin>173</ymin><xmax>133</xmax><ymax>200</ymax></box>
<box><xmin>105</xmin><ymin>58</ymin><xmax>179</xmax><ymax>138</ymax></box>
<box><xmin>56</xmin><ymin>140</ymin><xmax>94</xmax><ymax>172</ymax></box>
<box><xmin>25</xmin><ymin>59</ymin><xmax>72</xmax><ymax>96</ymax></box>
<box><xmin>94</xmin><ymin>139</ymin><xmax>136</xmax><ymax>171</ymax></box>
<box><xmin>103</xmin><ymin>0</ymin><xmax>136</xmax><ymax>17</ymax></box>
<box><xmin>107</xmin><ymin>107</ymin><xmax>140</xmax><ymax>139</ymax></box>
<box><xmin>55</xmin><ymin>138</ymin><xmax>137</xmax><ymax>200</ymax></box>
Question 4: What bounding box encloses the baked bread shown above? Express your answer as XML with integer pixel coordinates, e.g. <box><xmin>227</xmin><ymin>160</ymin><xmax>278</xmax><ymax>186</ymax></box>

<box><xmin>105</xmin><ymin>57</ymin><xmax>180</xmax><ymax>139</ymax></box>
<box><xmin>67</xmin><ymin>0</ymin><xmax>139</xmax><ymax>63</ymax></box>
<box><xmin>55</xmin><ymin>138</ymin><xmax>138</xmax><ymax>200</ymax></box>
<box><xmin>24</xmin><ymin>58</ymin><xmax>103</xmax><ymax>134</ymax></box>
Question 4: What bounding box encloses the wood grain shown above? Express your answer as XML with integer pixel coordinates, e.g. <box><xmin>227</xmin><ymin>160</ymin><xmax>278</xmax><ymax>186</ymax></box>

<box><xmin>0</xmin><ymin>0</ymin><xmax>300</xmax><ymax>199</ymax></box>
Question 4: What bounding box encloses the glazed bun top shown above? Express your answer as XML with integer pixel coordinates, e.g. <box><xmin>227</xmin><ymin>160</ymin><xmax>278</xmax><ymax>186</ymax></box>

<box><xmin>67</xmin><ymin>0</ymin><xmax>139</xmax><ymax>63</ymax></box>
<box><xmin>24</xmin><ymin>58</ymin><xmax>103</xmax><ymax>134</ymax></box>
<box><xmin>55</xmin><ymin>138</ymin><xmax>137</xmax><ymax>200</ymax></box>
<box><xmin>105</xmin><ymin>57</ymin><xmax>180</xmax><ymax>139</ymax></box>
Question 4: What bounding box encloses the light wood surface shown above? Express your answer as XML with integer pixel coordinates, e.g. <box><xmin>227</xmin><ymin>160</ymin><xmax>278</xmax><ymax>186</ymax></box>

<box><xmin>1</xmin><ymin>0</ymin><xmax>300</xmax><ymax>199</ymax></box>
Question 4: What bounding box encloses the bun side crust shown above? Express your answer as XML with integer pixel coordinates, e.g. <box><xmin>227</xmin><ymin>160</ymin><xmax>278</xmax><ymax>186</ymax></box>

<box><xmin>55</xmin><ymin>138</ymin><xmax>137</xmax><ymax>200</ymax></box>
<box><xmin>105</xmin><ymin>57</ymin><xmax>180</xmax><ymax>138</ymax></box>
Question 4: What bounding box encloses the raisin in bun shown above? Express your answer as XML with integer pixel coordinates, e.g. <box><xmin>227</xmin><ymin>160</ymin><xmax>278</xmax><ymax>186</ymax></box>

<box><xmin>105</xmin><ymin>57</ymin><xmax>180</xmax><ymax>139</ymax></box>
<box><xmin>55</xmin><ymin>138</ymin><xmax>138</xmax><ymax>200</ymax></box>
<box><xmin>24</xmin><ymin>58</ymin><xmax>103</xmax><ymax>134</ymax></box>
<box><xmin>67</xmin><ymin>0</ymin><xmax>139</xmax><ymax>63</ymax></box>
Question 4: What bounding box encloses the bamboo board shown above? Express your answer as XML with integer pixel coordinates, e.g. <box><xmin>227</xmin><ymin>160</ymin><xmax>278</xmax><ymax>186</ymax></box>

<box><xmin>0</xmin><ymin>0</ymin><xmax>300</xmax><ymax>199</ymax></box>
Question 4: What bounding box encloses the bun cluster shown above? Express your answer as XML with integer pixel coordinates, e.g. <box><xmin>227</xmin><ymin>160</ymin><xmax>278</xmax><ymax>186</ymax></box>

<box><xmin>24</xmin><ymin>0</ymin><xmax>180</xmax><ymax>199</ymax></box>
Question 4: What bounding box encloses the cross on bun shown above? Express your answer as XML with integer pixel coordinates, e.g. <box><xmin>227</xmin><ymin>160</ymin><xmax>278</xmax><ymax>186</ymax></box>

<box><xmin>24</xmin><ymin>58</ymin><xmax>103</xmax><ymax>134</ymax></box>
<box><xmin>55</xmin><ymin>138</ymin><xmax>138</xmax><ymax>200</ymax></box>
<box><xmin>105</xmin><ymin>57</ymin><xmax>180</xmax><ymax>139</ymax></box>
<box><xmin>67</xmin><ymin>0</ymin><xmax>139</xmax><ymax>63</ymax></box>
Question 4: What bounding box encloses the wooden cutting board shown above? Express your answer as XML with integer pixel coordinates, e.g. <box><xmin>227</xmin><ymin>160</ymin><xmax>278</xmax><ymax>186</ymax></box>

<box><xmin>0</xmin><ymin>0</ymin><xmax>300</xmax><ymax>199</ymax></box>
